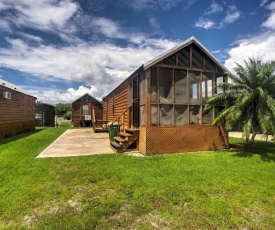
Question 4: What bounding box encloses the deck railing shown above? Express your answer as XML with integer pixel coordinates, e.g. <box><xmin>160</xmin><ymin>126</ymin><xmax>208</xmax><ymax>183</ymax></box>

<box><xmin>109</xmin><ymin>104</ymin><xmax>132</xmax><ymax>138</ymax></box>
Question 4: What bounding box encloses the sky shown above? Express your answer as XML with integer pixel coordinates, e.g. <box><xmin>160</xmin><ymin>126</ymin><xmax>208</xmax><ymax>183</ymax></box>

<box><xmin>0</xmin><ymin>0</ymin><xmax>274</xmax><ymax>105</ymax></box>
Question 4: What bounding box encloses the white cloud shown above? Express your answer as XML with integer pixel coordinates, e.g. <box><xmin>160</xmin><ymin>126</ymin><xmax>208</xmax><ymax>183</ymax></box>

<box><xmin>224</xmin><ymin>32</ymin><xmax>275</xmax><ymax>72</ymax></box>
<box><xmin>195</xmin><ymin>2</ymin><xmax>240</xmax><ymax>29</ymax></box>
<box><xmin>260</xmin><ymin>0</ymin><xmax>270</xmax><ymax>7</ymax></box>
<box><xmin>92</xmin><ymin>17</ymin><xmax>128</xmax><ymax>39</ymax></box>
<box><xmin>205</xmin><ymin>1</ymin><xmax>223</xmax><ymax>15</ymax></box>
<box><xmin>219</xmin><ymin>7</ymin><xmax>240</xmax><ymax>28</ymax></box>
<box><xmin>0</xmin><ymin>0</ymin><xmax>80</xmax><ymax>42</ymax></box>
<box><xmin>0</xmin><ymin>37</ymin><xmax>179</xmax><ymax>100</ymax></box>
<box><xmin>121</xmin><ymin>0</ymin><xmax>197</xmax><ymax>11</ymax></box>
<box><xmin>22</xmin><ymin>85</ymin><xmax>99</xmax><ymax>105</ymax></box>
<box><xmin>195</xmin><ymin>18</ymin><xmax>215</xmax><ymax>29</ymax></box>
<box><xmin>262</xmin><ymin>1</ymin><xmax>275</xmax><ymax>29</ymax></box>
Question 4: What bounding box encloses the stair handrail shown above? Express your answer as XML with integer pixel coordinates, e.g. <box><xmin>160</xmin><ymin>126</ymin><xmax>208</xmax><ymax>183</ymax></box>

<box><xmin>109</xmin><ymin>103</ymin><xmax>132</xmax><ymax>137</ymax></box>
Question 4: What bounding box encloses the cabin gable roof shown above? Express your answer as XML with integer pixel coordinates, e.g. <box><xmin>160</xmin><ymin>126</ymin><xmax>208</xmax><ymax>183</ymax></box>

<box><xmin>143</xmin><ymin>36</ymin><xmax>229</xmax><ymax>72</ymax></box>
<box><xmin>0</xmin><ymin>78</ymin><xmax>36</xmax><ymax>99</ymax></box>
<box><xmin>72</xmin><ymin>93</ymin><xmax>102</xmax><ymax>105</ymax></box>
<box><xmin>102</xmin><ymin>36</ymin><xmax>228</xmax><ymax>100</ymax></box>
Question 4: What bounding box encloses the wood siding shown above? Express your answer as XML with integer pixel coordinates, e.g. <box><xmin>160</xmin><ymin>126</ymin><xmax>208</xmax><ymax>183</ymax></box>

<box><xmin>103</xmin><ymin>80</ymin><xmax>129</xmax><ymax>126</ymax></box>
<box><xmin>0</xmin><ymin>85</ymin><xmax>36</xmax><ymax>139</ymax></box>
<box><xmin>72</xmin><ymin>100</ymin><xmax>102</xmax><ymax>127</ymax></box>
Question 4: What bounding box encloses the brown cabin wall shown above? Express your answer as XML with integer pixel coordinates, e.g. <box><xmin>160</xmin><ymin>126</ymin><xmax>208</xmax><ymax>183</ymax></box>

<box><xmin>72</xmin><ymin>100</ymin><xmax>102</xmax><ymax>127</ymax></box>
<box><xmin>138</xmin><ymin>125</ymin><xmax>228</xmax><ymax>155</ymax></box>
<box><xmin>0</xmin><ymin>85</ymin><xmax>36</xmax><ymax>139</ymax></box>
<box><xmin>103</xmin><ymin>80</ymin><xmax>129</xmax><ymax>125</ymax></box>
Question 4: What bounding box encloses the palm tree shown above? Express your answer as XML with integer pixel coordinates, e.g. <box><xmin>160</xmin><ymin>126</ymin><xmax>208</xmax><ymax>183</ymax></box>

<box><xmin>204</xmin><ymin>57</ymin><xmax>275</xmax><ymax>144</ymax></box>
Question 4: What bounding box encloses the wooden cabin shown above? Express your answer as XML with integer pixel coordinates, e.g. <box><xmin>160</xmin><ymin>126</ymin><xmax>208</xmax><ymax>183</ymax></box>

<box><xmin>35</xmin><ymin>103</ymin><xmax>55</xmax><ymax>127</ymax></box>
<box><xmin>72</xmin><ymin>93</ymin><xmax>107</xmax><ymax>131</ymax></box>
<box><xmin>103</xmin><ymin>36</ymin><xmax>229</xmax><ymax>155</ymax></box>
<box><xmin>0</xmin><ymin>79</ymin><xmax>36</xmax><ymax>139</ymax></box>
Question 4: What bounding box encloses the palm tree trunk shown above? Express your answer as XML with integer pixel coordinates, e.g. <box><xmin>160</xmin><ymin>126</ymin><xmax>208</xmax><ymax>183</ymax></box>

<box><xmin>250</xmin><ymin>132</ymin><xmax>256</xmax><ymax>143</ymax></box>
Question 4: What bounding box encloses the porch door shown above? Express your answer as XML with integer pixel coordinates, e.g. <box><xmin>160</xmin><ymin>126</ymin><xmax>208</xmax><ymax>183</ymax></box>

<box><xmin>133</xmin><ymin>75</ymin><xmax>139</xmax><ymax>127</ymax></box>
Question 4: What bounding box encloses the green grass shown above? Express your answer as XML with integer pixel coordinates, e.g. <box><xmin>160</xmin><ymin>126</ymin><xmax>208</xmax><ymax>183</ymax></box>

<box><xmin>0</xmin><ymin>125</ymin><xmax>274</xmax><ymax>229</ymax></box>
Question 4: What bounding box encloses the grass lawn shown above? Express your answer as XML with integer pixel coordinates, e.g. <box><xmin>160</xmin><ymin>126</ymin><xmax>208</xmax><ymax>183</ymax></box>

<box><xmin>0</xmin><ymin>123</ymin><xmax>274</xmax><ymax>229</ymax></box>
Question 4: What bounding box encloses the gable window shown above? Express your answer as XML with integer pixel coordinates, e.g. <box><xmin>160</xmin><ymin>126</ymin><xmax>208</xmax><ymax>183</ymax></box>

<box><xmin>82</xmin><ymin>105</ymin><xmax>89</xmax><ymax>115</ymax></box>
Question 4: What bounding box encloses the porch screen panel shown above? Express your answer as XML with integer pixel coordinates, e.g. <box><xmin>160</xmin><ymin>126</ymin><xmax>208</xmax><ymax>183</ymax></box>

<box><xmin>202</xmin><ymin>106</ymin><xmax>212</xmax><ymax>124</ymax></box>
<box><xmin>205</xmin><ymin>55</ymin><xmax>216</xmax><ymax>71</ymax></box>
<box><xmin>175</xmin><ymin>105</ymin><xmax>188</xmax><ymax>125</ymax></box>
<box><xmin>192</xmin><ymin>45</ymin><xmax>203</xmax><ymax>69</ymax></box>
<box><xmin>163</xmin><ymin>54</ymin><xmax>176</xmax><ymax>66</ymax></box>
<box><xmin>190</xmin><ymin>105</ymin><xmax>200</xmax><ymax>124</ymax></box>
<box><xmin>189</xmin><ymin>71</ymin><xmax>200</xmax><ymax>104</ymax></box>
<box><xmin>215</xmin><ymin>74</ymin><xmax>224</xmax><ymax>94</ymax></box>
<box><xmin>151</xmin><ymin>105</ymin><xmax>158</xmax><ymax>126</ymax></box>
<box><xmin>174</xmin><ymin>69</ymin><xmax>187</xmax><ymax>104</ymax></box>
<box><xmin>178</xmin><ymin>46</ymin><xmax>190</xmax><ymax>67</ymax></box>
<box><xmin>159</xmin><ymin>68</ymin><xmax>173</xmax><ymax>104</ymax></box>
<box><xmin>140</xmin><ymin>72</ymin><xmax>145</xmax><ymax>105</ymax></box>
<box><xmin>150</xmin><ymin>67</ymin><xmax>158</xmax><ymax>103</ymax></box>
<box><xmin>140</xmin><ymin>105</ymin><xmax>145</xmax><ymax>126</ymax></box>
<box><xmin>202</xmin><ymin>73</ymin><xmax>213</xmax><ymax>103</ymax></box>
<box><xmin>160</xmin><ymin>105</ymin><xmax>173</xmax><ymax>126</ymax></box>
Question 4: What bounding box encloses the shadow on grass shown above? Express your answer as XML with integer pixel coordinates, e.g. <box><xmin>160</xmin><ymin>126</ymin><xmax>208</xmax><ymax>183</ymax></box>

<box><xmin>0</xmin><ymin>128</ymin><xmax>45</xmax><ymax>145</ymax></box>
<box><xmin>229</xmin><ymin>138</ymin><xmax>275</xmax><ymax>162</ymax></box>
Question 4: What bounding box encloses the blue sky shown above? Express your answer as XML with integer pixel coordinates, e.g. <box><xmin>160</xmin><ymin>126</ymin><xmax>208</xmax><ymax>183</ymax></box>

<box><xmin>0</xmin><ymin>0</ymin><xmax>274</xmax><ymax>104</ymax></box>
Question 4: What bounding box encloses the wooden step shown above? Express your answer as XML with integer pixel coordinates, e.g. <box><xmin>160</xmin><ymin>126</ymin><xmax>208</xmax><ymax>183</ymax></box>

<box><xmin>110</xmin><ymin>141</ymin><xmax>123</xmax><ymax>149</ymax></box>
<box><xmin>119</xmin><ymin>132</ymin><xmax>133</xmax><ymax>137</ymax></box>
<box><xmin>114</xmin><ymin>136</ymin><xmax>127</xmax><ymax>143</ymax></box>
<box><xmin>125</xmin><ymin>128</ymin><xmax>139</xmax><ymax>133</ymax></box>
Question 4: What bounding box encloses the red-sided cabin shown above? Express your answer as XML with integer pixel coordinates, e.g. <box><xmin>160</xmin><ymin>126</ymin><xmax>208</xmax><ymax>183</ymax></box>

<box><xmin>72</xmin><ymin>93</ymin><xmax>107</xmax><ymax>131</ymax></box>
<box><xmin>0</xmin><ymin>79</ymin><xmax>36</xmax><ymax>139</ymax></box>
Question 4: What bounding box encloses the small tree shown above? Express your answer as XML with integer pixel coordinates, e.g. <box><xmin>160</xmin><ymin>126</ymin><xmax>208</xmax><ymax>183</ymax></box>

<box><xmin>63</xmin><ymin>111</ymin><xmax>72</xmax><ymax>120</ymax></box>
<box><xmin>204</xmin><ymin>57</ymin><xmax>275</xmax><ymax>144</ymax></box>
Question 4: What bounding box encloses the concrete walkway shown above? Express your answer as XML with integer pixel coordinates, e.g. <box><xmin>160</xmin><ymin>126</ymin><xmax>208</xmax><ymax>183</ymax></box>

<box><xmin>37</xmin><ymin>128</ymin><xmax>115</xmax><ymax>158</ymax></box>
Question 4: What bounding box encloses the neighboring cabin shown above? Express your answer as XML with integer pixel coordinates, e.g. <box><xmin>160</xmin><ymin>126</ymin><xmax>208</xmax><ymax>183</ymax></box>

<box><xmin>0</xmin><ymin>79</ymin><xmax>36</xmax><ymax>139</ymax></box>
<box><xmin>103</xmin><ymin>36</ymin><xmax>229</xmax><ymax>155</ymax></box>
<box><xmin>72</xmin><ymin>93</ymin><xmax>103</xmax><ymax>127</ymax></box>
<box><xmin>35</xmin><ymin>103</ymin><xmax>55</xmax><ymax>127</ymax></box>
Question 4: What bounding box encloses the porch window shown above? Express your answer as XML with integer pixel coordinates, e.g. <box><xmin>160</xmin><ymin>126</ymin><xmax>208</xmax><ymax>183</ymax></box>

<box><xmin>174</xmin><ymin>69</ymin><xmax>187</xmax><ymax>104</ymax></box>
<box><xmin>175</xmin><ymin>105</ymin><xmax>188</xmax><ymax>125</ymax></box>
<box><xmin>140</xmin><ymin>105</ymin><xmax>145</xmax><ymax>126</ymax></box>
<box><xmin>203</xmin><ymin>106</ymin><xmax>212</xmax><ymax>124</ymax></box>
<box><xmin>202</xmin><ymin>73</ymin><xmax>213</xmax><ymax>103</ymax></box>
<box><xmin>160</xmin><ymin>105</ymin><xmax>173</xmax><ymax>126</ymax></box>
<box><xmin>151</xmin><ymin>105</ymin><xmax>158</xmax><ymax>126</ymax></box>
<box><xmin>159</xmin><ymin>68</ymin><xmax>173</xmax><ymax>104</ymax></box>
<box><xmin>150</xmin><ymin>67</ymin><xmax>158</xmax><ymax>103</ymax></box>
<box><xmin>82</xmin><ymin>105</ymin><xmax>89</xmax><ymax>115</ymax></box>
<box><xmin>216</xmin><ymin>74</ymin><xmax>224</xmax><ymax>94</ymax></box>
<box><xmin>189</xmin><ymin>71</ymin><xmax>200</xmax><ymax>104</ymax></box>
<box><xmin>190</xmin><ymin>105</ymin><xmax>200</xmax><ymax>124</ymax></box>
